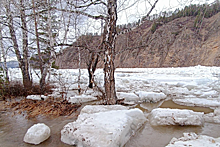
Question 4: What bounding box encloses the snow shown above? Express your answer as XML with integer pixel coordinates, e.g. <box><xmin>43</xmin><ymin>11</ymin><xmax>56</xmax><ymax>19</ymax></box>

<box><xmin>149</xmin><ymin>108</ymin><xmax>204</xmax><ymax>126</ymax></box>
<box><xmin>23</xmin><ymin>123</ymin><xmax>51</xmax><ymax>145</ymax></box>
<box><xmin>166</xmin><ymin>132</ymin><xmax>220</xmax><ymax>147</ymax></box>
<box><xmin>61</xmin><ymin>105</ymin><xmax>146</xmax><ymax>147</ymax></box>
<box><xmin>26</xmin><ymin>95</ymin><xmax>48</xmax><ymax>101</ymax></box>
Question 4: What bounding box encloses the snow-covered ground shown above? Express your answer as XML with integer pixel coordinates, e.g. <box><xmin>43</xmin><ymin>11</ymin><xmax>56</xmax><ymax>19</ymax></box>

<box><xmin>9</xmin><ymin>65</ymin><xmax>220</xmax><ymax>146</ymax></box>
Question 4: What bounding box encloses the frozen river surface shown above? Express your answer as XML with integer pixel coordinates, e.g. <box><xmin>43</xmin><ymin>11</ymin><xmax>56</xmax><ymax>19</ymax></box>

<box><xmin>1</xmin><ymin>65</ymin><xmax>220</xmax><ymax>146</ymax></box>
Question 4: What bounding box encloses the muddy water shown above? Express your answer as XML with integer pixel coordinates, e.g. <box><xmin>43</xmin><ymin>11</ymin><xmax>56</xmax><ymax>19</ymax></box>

<box><xmin>0</xmin><ymin>100</ymin><xmax>219</xmax><ymax>147</ymax></box>
<box><xmin>125</xmin><ymin>100</ymin><xmax>218</xmax><ymax>147</ymax></box>
<box><xmin>0</xmin><ymin>112</ymin><xmax>77</xmax><ymax>147</ymax></box>
<box><xmin>125</xmin><ymin>122</ymin><xmax>220</xmax><ymax>147</ymax></box>
<box><xmin>160</xmin><ymin>100</ymin><xmax>214</xmax><ymax>114</ymax></box>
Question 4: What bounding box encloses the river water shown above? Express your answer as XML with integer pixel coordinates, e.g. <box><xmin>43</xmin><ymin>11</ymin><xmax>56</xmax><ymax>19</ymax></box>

<box><xmin>0</xmin><ymin>101</ymin><xmax>220</xmax><ymax>147</ymax></box>
<box><xmin>0</xmin><ymin>111</ymin><xmax>77</xmax><ymax>147</ymax></box>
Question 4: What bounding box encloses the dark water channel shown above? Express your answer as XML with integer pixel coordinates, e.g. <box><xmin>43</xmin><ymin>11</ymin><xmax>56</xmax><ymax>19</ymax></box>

<box><xmin>0</xmin><ymin>100</ymin><xmax>220</xmax><ymax>147</ymax></box>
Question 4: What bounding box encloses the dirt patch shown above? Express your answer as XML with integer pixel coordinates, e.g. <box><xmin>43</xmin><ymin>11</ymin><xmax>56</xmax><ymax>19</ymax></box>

<box><xmin>0</xmin><ymin>98</ymin><xmax>81</xmax><ymax>118</ymax></box>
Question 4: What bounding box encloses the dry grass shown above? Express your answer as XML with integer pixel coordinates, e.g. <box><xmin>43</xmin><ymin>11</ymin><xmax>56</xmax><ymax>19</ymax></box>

<box><xmin>4</xmin><ymin>98</ymin><xmax>81</xmax><ymax>118</ymax></box>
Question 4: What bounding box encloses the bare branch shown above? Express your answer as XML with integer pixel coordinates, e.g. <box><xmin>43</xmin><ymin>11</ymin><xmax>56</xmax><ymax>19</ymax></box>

<box><xmin>67</xmin><ymin>0</ymin><xmax>107</xmax><ymax>8</ymax></box>
<box><xmin>146</xmin><ymin>0</ymin><xmax>159</xmax><ymax>17</ymax></box>
<box><xmin>56</xmin><ymin>8</ymin><xmax>106</xmax><ymax>20</ymax></box>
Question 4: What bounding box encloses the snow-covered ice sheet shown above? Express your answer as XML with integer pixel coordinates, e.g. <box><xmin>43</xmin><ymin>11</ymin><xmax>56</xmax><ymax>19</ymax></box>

<box><xmin>135</xmin><ymin>91</ymin><xmax>167</xmax><ymax>103</ymax></box>
<box><xmin>173</xmin><ymin>98</ymin><xmax>220</xmax><ymax>108</ymax></box>
<box><xmin>166</xmin><ymin>132</ymin><xmax>220</xmax><ymax>147</ymax></box>
<box><xmin>61</xmin><ymin>105</ymin><xmax>146</xmax><ymax>147</ymax></box>
<box><xmin>149</xmin><ymin>108</ymin><xmax>204</xmax><ymax>126</ymax></box>
<box><xmin>117</xmin><ymin>92</ymin><xmax>139</xmax><ymax>102</ymax></box>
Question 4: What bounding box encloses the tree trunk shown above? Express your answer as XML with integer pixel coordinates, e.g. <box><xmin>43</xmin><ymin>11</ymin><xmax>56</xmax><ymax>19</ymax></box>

<box><xmin>32</xmin><ymin>0</ymin><xmax>43</xmax><ymax>75</ymax></box>
<box><xmin>77</xmin><ymin>46</ymin><xmax>81</xmax><ymax>94</ymax></box>
<box><xmin>5</xmin><ymin>1</ymin><xmax>32</xmax><ymax>89</ymax></box>
<box><xmin>103</xmin><ymin>0</ymin><xmax>118</xmax><ymax>104</ymax></box>
<box><xmin>0</xmin><ymin>24</ymin><xmax>9</xmax><ymax>82</ymax></box>
<box><xmin>20</xmin><ymin>0</ymin><xmax>32</xmax><ymax>89</ymax></box>
<box><xmin>40</xmin><ymin>0</ymin><xmax>56</xmax><ymax>92</ymax></box>
<box><xmin>87</xmin><ymin>53</ymin><xmax>99</xmax><ymax>88</ymax></box>
<box><xmin>40</xmin><ymin>64</ymin><xmax>48</xmax><ymax>92</ymax></box>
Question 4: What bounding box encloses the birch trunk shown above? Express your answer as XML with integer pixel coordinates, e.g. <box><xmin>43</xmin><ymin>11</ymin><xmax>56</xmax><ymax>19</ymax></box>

<box><xmin>5</xmin><ymin>0</ymin><xmax>32</xmax><ymax>89</ymax></box>
<box><xmin>32</xmin><ymin>0</ymin><xmax>43</xmax><ymax>75</ymax></box>
<box><xmin>20</xmin><ymin>0</ymin><xmax>32</xmax><ymax>89</ymax></box>
<box><xmin>103</xmin><ymin>0</ymin><xmax>118</xmax><ymax>104</ymax></box>
<box><xmin>0</xmin><ymin>24</ymin><xmax>9</xmax><ymax>82</ymax></box>
<box><xmin>40</xmin><ymin>0</ymin><xmax>56</xmax><ymax>92</ymax></box>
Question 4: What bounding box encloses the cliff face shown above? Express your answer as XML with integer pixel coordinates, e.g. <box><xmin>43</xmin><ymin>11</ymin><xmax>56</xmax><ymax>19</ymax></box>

<box><xmin>56</xmin><ymin>12</ymin><xmax>220</xmax><ymax>69</ymax></box>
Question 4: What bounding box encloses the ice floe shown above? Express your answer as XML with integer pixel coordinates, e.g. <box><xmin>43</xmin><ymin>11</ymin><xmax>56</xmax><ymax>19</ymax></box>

<box><xmin>204</xmin><ymin>107</ymin><xmax>220</xmax><ymax>123</ymax></box>
<box><xmin>166</xmin><ymin>132</ymin><xmax>220</xmax><ymax>147</ymax></box>
<box><xmin>173</xmin><ymin>98</ymin><xmax>220</xmax><ymax>108</ymax></box>
<box><xmin>149</xmin><ymin>108</ymin><xmax>204</xmax><ymax>126</ymax></box>
<box><xmin>134</xmin><ymin>91</ymin><xmax>167</xmax><ymax>103</ymax></box>
<box><xmin>23</xmin><ymin>123</ymin><xmax>50</xmax><ymax>145</ymax></box>
<box><xmin>61</xmin><ymin>105</ymin><xmax>146</xmax><ymax>147</ymax></box>
<box><xmin>117</xmin><ymin>92</ymin><xmax>139</xmax><ymax>102</ymax></box>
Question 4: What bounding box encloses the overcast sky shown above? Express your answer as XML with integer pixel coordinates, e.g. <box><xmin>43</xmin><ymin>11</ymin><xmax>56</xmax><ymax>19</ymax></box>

<box><xmin>117</xmin><ymin>0</ymin><xmax>216</xmax><ymax>24</ymax></box>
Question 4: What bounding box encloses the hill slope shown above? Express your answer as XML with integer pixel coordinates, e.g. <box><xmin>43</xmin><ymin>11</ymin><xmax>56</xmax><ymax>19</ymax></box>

<box><xmin>56</xmin><ymin>12</ymin><xmax>220</xmax><ymax>68</ymax></box>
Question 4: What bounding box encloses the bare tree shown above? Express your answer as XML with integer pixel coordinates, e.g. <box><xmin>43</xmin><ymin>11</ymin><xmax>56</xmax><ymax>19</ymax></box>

<box><xmin>38</xmin><ymin>0</ymin><xmax>57</xmax><ymax>92</ymax></box>
<box><xmin>31</xmin><ymin>0</ymin><xmax>63</xmax><ymax>92</ymax></box>
<box><xmin>3</xmin><ymin>0</ymin><xmax>32</xmax><ymax>89</ymax></box>
<box><xmin>57</xmin><ymin>0</ymin><xmax>159</xmax><ymax>104</ymax></box>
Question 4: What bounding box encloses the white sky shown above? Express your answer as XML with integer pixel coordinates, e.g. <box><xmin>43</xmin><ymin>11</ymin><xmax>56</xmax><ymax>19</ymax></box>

<box><xmin>117</xmin><ymin>0</ymin><xmax>215</xmax><ymax>24</ymax></box>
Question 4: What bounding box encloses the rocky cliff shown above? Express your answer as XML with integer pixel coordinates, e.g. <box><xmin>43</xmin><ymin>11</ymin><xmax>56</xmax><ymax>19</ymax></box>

<box><xmin>56</xmin><ymin>12</ymin><xmax>220</xmax><ymax>69</ymax></box>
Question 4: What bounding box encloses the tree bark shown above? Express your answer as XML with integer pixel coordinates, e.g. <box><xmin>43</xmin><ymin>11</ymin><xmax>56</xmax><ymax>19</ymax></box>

<box><xmin>40</xmin><ymin>0</ymin><xmax>56</xmax><ymax>92</ymax></box>
<box><xmin>32</xmin><ymin>0</ymin><xmax>43</xmax><ymax>75</ymax></box>
<box><xmin>5</xmin><ymin>0</ymin><xmax>32</xmax><ymax>89</ymax></box>
<box><xmin>103</xmin><ymin>0</ymin><xmax>118</xmax><ymax>104</ymax></box>
<box><xmin>87</xmin><ymin>53</ymin><xmax>99</xmax><ymax>88</ymax></box>
<box><xmin>0</xmin><ymin>24</ymin><xmax>9</xmax><ymax>82</ymax></box>
<box><xmin>20</xmin><ymin>0</ymin><xmax>32</xmax><ymax>89</ymax></box>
